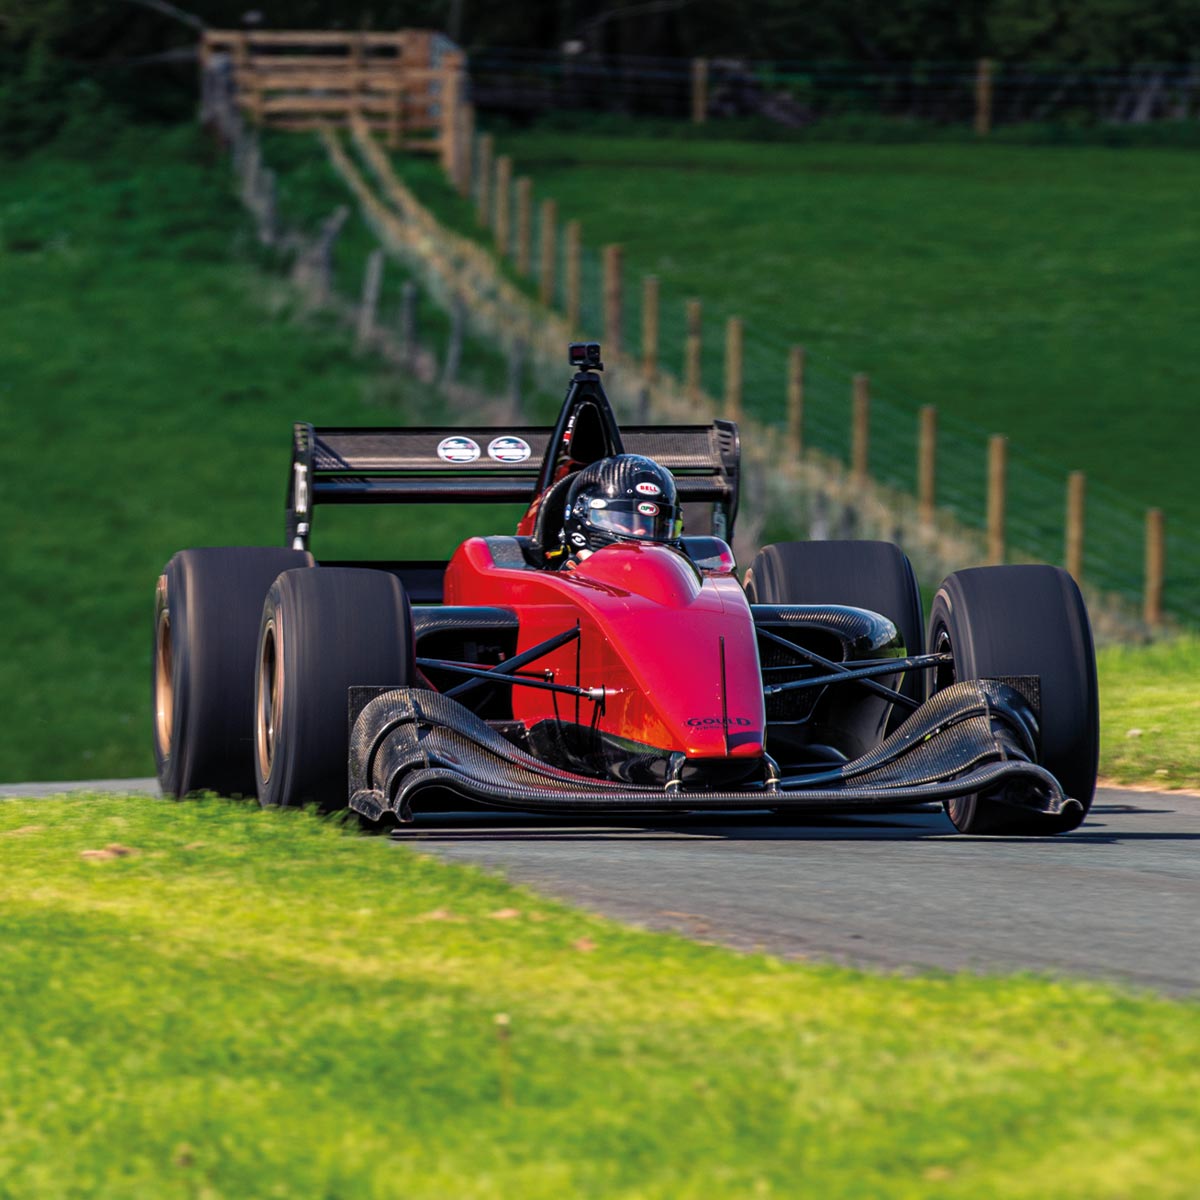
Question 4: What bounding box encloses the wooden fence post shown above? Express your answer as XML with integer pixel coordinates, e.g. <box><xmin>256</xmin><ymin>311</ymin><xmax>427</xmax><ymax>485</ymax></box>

<box><xmin>239</xmin><ymin>136</ymin><xmax>261</xmax><ymax>209</ymax></box>
<box><xmin>515</xmin><ymin>177</ymin><xmax>533</xmax><ymax>274</ymax></box>
<box><xmin>974</xmin><ymin>58</ymin><xmax>994</xmax><ymax>136</ymax></box>
<box><xmin>987</xmin><ymin>435</ymin><xmax>1008</xmax><ymax>564</ymax></box>
<box><xmin>508</xmin><ymin>339</ymin><xmax>526</xmax><ymax>419</ymax></box>
<box><xmin>691</xmin><ymin>58</ymin><xmax>709</xmax><ymax>124</ymax></box>
<box><xmin>350</xmin><ymin>34</ymin><xmax>366</xmax><ymax>127</ymax></box>
<box><xmin>851</xmin><ymin>373</ymin><xmax>870</xmax><ymax>484</ymax></box>
<box><xmin>456</xmin><ymin>103</ymin><xmax>475</xmax><ymax>198</ymax></box>
<box><xmin>476</xmin><ymin>134</ymin><xmax>494</xmax><ymax>228</ymax></box>
<box><xmin>918</xmin><ymin>405</ymin><xmax>937</xmax><ymax>524</ymax></box>
<box><xmin>603</xmin><ymin>244</ymin><xmax>623</xmax><ymax>357</ymax></box>
<box><xmin>440</xmin><ymin>63</ymin><xmax>462</xmax><ymax>181</ymax></box>
<box><xmin>685</xmin><ymin>299</ymin><xmax>702</xmax><ymax>404</ymax></box>
<box><xmin>386</xmin><ymin>83</ymin><xmax>403</xmax><ymax>150</ymax></box>
<box><xmin>564</xmin><ymin>219</ymin><xmax>581</xmax><ymax>330</ymax></box>
<box><xmin>296</xmin><ymin>205</ymin><xmax>349</xmax><ymax>306</ymax></box>
<box><xmin>636</xmin><ymin>384</ymin><xmax>651</xmax><ymax>422</ymax></box>
<box><xmin>787</xmin><ymin>345</ymin><xmax>805</xmax><ymax>459</ymax></box>
<box><xmin>256</xmin><ymin>167</ymin><xmax>278</xmax><ymax>245</ymax></box>
<box><xmin>355</xmin><ymin>247</ymin><xmax>385</xmax><ymax>351</ymax></box>
<box><xmin>399</xmin><ymin>279</ymin><xmax>418</xmax><ymax>366</ymax></box>
<box><xmin>233</xmin><ymin>34</ymin><xmax>259</xmax><ymax>125</ymax></box>
<box><xmin>724</xmin><ymin>316</ymin><xmax>743</xmax><ymax>422</ymax></box>
<box><xmin>494</xmin><ymin>155</ymin><xmax>512</xmax><ymax>256</ymax></box>
<box><xmin>1065</xmin><ymin>471</ymin><xmax>1086</xmax><ymax>583</ymax></box>
<box><xmin>441</xmin><ymin>295</ymin><xmax>465</xmax><ymax>389</ymax></box>
<box><xmin>538</xmin><ymin>199</ymin><xmax>557</xmax><ymax>306</ymax></box>
<box><xmin>1144</xmin><ymin>508</ymin><xmax>1165</xmax><ymax>628</ymax></box>
<box><xmin>642</xmin><ymin>275</ymin><xmax>659</xmax><ymax>382</ymax></box>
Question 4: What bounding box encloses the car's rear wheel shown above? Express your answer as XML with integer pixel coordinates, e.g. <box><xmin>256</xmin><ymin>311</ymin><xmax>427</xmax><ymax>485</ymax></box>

<box><xmin>153</xmin><ymin>547</ymin><xmax>314</xmax><ymax>798</ymax></box>
<box><xmin>254</xmin><ymin>568</ymin><xmax>414</xmax><ymax>811</ymax></box>
<box><xmin>744</xmin><ymin>540</ymin><xmax>925</xmax><ymax>718</ymax></box>
<box><xmin>928</xmin><ymin>565</ymin><xmax>1098</xmax><ymax>836</ymax></box>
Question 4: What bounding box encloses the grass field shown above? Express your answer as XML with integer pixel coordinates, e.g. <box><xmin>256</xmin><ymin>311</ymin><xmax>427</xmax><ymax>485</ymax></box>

<box><xmin>388</xmin><ymin>132</ymin><xmax>1200</xmax><ymax>618</ymax></box>
<box><xmin>1097</xmin><ymin>637</ymin><xmax>1200</xmax><ymax>790</ymax></box>
<box><xmin>2</xmin><ymin>124</ymin><xmax>1195</xmax><ymax>788</ymax></box>
<box><xmin>0</xmin><ymin>126</ymin><xmax>523</xmax><ymax>782</ymax></box>
<box><xmin>3</xmin><ymin>121</ymin><xmax>1199</xmax><ymax>1199</ymax></box>
<box><xmin>2</xmin><ymin>793</ymin><xmax>1200</xmax><ymax>1198</ymax></box>
<box><xmin>455</xmin><ymin>133</ymin><xmax>1199</xmax><ymax>522</ymax></box>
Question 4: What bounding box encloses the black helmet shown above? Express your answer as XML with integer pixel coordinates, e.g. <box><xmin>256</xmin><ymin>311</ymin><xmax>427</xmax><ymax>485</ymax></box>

<box><xmin>561</xmin><ymin>454</ymin><xmax>683</xmax><ymax>555</ymax></box>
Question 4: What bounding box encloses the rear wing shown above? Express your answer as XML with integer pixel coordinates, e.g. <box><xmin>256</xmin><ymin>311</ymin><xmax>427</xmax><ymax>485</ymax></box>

<box><xmin>286</xmin><ymin>420</ymin><xmax>740</xmax><ymax>550</ymax></box>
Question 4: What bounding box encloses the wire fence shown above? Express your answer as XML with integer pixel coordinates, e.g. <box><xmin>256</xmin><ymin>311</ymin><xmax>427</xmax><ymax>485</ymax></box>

<box><xmin>204</xmin><ymin>41</ymin><xmax>1196</xmax><ymax>635</ymax></box>
<box><xmin>492</xmin><ymin>165</ymin><xmax>1198</xmax><ymax>629</ymax></box>
<box><xmin>468</xmin><ymin>49</ymin><xmax>1200</xmax><ymax>130</ymax></box>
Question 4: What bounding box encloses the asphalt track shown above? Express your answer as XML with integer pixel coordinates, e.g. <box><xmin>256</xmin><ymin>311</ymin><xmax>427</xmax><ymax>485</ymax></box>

<box><xmin>4</xmin><ymin>780</ymin><xmax>1197</xmax><ymax>994</ymax></box>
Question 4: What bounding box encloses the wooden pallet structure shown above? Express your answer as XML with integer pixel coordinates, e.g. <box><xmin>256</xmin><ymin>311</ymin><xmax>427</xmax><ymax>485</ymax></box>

<box><xmin>200</xmin><ymin>29</ymin><xmax>467</xmax><ymax>160</ymax></box>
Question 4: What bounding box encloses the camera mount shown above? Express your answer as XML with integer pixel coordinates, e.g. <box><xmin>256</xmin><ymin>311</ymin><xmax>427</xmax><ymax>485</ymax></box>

<box><xmin>568</xmin><ymin>342</ymin><xmax>604</xmax><ymax>372</ymax></box>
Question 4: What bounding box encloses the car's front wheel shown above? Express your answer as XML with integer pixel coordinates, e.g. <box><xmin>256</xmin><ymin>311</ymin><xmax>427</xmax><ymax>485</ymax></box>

<box><xmin>254</xmin><ymin>568</ymin><xmax>414</xmax><ymax>811</ymax></box>
<box><xmin>928</xmin><ymin>565</ymin><xmax>1098</xmax><ymax>835</ymax></box>
<box><xmin>744</xmin><ymin>539</ymin><xmax>925</xmax><ymax>720</ymax></box>
<box><xmin>153</xmin><ymin>547</ymin><xmax>313</xmax><ymax>798</ymax></box>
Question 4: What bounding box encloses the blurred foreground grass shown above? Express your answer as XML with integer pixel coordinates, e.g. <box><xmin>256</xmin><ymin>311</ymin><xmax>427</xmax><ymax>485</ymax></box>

<box><xmin>2</xmin><ymin>794</ymin><xmax>1199</xmax><ymax>1198</ymax></box>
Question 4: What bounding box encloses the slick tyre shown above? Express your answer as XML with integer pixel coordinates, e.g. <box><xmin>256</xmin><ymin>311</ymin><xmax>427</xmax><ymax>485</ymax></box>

<box><xmin>928</xmin><ymin>565</ymin><xmax>1098</xmax><ymax>836</ymax></box>
<box><xmin>254</xmin><ymin>568</ymin><xmax>414</xmax><ymax>811</ymax></box>
<box><xmin>744</xmin><ymin>540</ymin><xmax>925</xmax><ymax>717</ymax></box>
<box><xmin>153</xmin><ymin>547</ymin><xmax>314</xmax><ymax>798</ymax></box>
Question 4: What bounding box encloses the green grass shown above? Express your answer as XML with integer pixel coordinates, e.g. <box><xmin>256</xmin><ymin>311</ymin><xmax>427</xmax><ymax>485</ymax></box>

<box><xmin>3</xmin><ymin>794</ymin><xmax>1200</xmax><ymax>1198</ymax></box>
<box><xmin>2</xmin><ymin>125</ymin><xmax>1196</xmax><ymax>788</ymax></box>
<box><xmin>471</xmin><ymin>133</ymin><xmax>1199</xmax><ymax>519</ymax></box>
<box><xmin>389</xmin><ymin>132</ymin><xmax>1200</xmax><ymax>617</ymax></box>
<box><xmin>0</xmin><ymin>126</ymin><xmax>522</xmax><ymax>783</ymax></box>
<box><xmin>1097</xmin><ymin>637</ymin><xmax>1200</xmax><ymax>790</ymax></box>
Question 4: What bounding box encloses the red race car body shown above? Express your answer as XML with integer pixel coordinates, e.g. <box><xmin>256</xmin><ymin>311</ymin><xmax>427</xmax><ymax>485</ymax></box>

<box><xmin>443</xmin><ymin>536</ymin><xmax>766</xmax><ymax>765</ymax></box>
<box><xmin>154</xmin><ymin>342</ymin><xmax>1098</xmax><ymax>835</ymax></box>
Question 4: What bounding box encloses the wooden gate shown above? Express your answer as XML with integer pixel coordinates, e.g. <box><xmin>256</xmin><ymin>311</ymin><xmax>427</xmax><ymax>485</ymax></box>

<box><xmin>200</xmin><ymin>30</ymin><xmax>465</xmax><ymax>154</ymax></box>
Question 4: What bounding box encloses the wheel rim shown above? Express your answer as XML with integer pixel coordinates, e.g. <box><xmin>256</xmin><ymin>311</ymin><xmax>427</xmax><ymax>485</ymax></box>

<box><xmin>930</xmin><ymin>621</ymin><xmax>972</xmax><ymax>825</ymax></box>
<box><xmin>257</xmin><ymin>619</ymin><xmax>281</xmax><ymax>783</ymax></box>
<box><xmin>931</xmin><ymin>624</ymin><xmax>957</xmax><ymax>693</ymax></box>
<box><xmin>153</xmin><ymin>577</ymin><xmax>173</xmax><ymax>756</ymax></box>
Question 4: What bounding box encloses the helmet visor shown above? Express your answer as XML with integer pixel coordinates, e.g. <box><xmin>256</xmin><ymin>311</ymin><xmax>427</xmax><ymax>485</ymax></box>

<box><xmin>586</xmin><ymin>498</ymin><xmax>683</xmax><ymax>541</ymax></box>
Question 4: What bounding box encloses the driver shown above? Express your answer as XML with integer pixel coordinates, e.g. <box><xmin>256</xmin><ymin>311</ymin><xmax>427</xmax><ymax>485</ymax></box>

<box><xmin>549</xmin><ymin>454</ymin><xmax>683</xmax><ymax>569</ymax></box>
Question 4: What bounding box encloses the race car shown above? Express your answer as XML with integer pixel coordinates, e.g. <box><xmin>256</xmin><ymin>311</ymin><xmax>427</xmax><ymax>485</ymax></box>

<box><xmin>153</xmin><ymin>342</ymin><xmax>1098</xmax><ymax>836</ymax></box>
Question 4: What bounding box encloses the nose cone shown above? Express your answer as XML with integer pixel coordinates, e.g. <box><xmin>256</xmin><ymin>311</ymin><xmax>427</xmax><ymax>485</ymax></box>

<box><xmin>674</xmin><ymin>640</ymin><xmax>766</xmax><ymax>760</ymax></box>
<box><xmin>573</xmin><ymin>544</ymin><xmax>765</xmax><ymax>760</ymax></box>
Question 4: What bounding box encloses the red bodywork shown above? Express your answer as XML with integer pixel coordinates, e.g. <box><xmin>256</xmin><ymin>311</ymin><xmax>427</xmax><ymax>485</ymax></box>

<box><xmin>443</xmin><ymin>537</ymin><xmax>765</xmax><ymax>763</ymax></box>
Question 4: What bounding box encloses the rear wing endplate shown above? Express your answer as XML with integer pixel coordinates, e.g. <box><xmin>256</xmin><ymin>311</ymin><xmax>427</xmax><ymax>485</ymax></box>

<box><xmin>286</xmin><ymin>421</ymin><xmax>740</xmax><ymax>549</ymax></box>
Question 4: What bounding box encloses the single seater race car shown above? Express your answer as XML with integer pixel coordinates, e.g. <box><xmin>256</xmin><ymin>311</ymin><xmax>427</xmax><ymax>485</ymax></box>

<box><xmin>153</xmin><ymin>342</ymin><xmax>1098</xmax><ymax>836</ymax></box>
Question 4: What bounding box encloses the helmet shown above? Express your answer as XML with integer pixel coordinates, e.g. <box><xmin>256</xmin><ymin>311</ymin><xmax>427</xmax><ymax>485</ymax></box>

<box><xmin>561</xmin><ymin>454</ymin><xmax>683</xmax><ymax>556</ymax></box>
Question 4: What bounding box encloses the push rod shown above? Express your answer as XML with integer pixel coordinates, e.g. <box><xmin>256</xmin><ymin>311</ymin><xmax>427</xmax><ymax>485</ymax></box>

<box><xmin>444</xmin><ymin>625</ymin><xmax>580</xmax><ymax>700</ymax></box>
<box><xmin>763</xmin><ymin>653</ymin><xmax>954</xmax><ymax>698</ymax></box>
<box><xmin>418</xmin><ymin>657</ymin><xmax>606</xmax><ymax>702</ymax></box>
<box><xmin>757</xmin><ymin>627</ymin><xmax>948</xmax><ymax>709</ymax></box>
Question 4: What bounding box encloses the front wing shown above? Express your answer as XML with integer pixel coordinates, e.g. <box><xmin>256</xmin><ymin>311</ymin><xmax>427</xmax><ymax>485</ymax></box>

<box><xmin>348</xmin><ymin>680</ymin><xmax>1082</xmax><ymax>826</ymax></box>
